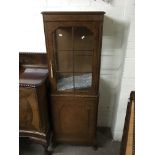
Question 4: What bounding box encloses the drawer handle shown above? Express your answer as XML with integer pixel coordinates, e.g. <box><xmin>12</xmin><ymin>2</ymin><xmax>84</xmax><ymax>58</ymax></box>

<box><xmin>50</xmin><ymin>62</ymin><xmax>53</xmax><ymax>78</ymax></box>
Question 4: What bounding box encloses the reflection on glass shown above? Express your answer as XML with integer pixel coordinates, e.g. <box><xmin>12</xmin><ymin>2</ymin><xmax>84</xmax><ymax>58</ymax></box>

<box><xmin>57</xmin><ymin>73</ymin><xmax>73</xmax><ymax>91</ymax></box>
<box><xmin>55</xmin><ymin>27</ymin><xmax>72</xmax><ymax>50</ymax></box>
<box><xmin>74</xmin><ymin>73</ymin><xmax>92</xmax><ymax>90</ymax></box>
<box><xmin>74</xmin><ymin>27</ymin><xmax>93</xmax><ymax>50</ymax></box>
<box><xmin>56</xmin><ymin>52</ymin><xmax>73</xmax><ymax>72</ymax></box>
<box><xmin>74</xmin><ymin>51</ymin><xmax>92</xmax><ymax>72</ymax></box>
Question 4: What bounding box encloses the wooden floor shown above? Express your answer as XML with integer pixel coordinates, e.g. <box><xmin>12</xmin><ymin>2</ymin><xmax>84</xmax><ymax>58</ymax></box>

<box><xmin>19</xmin><ymin>128</ymin><xmax>121</xmax><ymax>155</ymax></box>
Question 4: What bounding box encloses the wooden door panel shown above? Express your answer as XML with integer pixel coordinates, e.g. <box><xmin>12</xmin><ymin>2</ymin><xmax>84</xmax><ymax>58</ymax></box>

<box><xmin>19</xmin><ymin>88</ymin><xmax>40</xmax><ymax>131</ymax></box>
<box><xmin>60</xmin><ymin>104</ymin><xmax>89</xmax><ymax>135</ymax></box>
<box><xmin>51</xmin><ymin>95</ymin><xmax>98</xmax><ymax>143</ymax></box>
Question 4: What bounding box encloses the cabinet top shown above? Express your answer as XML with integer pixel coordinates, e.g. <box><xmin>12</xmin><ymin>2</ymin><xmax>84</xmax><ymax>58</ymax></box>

<box><xmin>42</xmin><ymin>11</ymin><xmax>105</xmax><ymax>22</ymax></box>
<box><xmin>41</xmin><ymin>11</ymin><xmax>105</xmax><ymax>15</ymax></box>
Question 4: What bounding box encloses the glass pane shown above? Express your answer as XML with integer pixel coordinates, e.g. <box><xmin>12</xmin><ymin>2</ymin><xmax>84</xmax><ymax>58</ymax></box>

<box><xmin>55</xmin><ymin>52</ymin><xmax>73</xmax><ymax>72</ymax></box>
<box><xmin>74</xmin><ymin>73</ymin><xmax>92</xmax><ymax>90</ymax></box>
<box><xmin>54</xmin><ymin>26</ymin><xmax>94</xmax><ymax>92</ymax></box>
<box><xmin>74</xmin><ymin>51</ymin><xmax>92</xmax><ymax>72</ymax></box>
<box><xmin>55</xmin><ymin>27</ymin><xmax>72</xmax><ymax>50</ymax></box>
<box><xmin>74</xmin><ymin>27</ymin><xmax>93</xmax><ymax>50</ymax></box>
<box><xmin>57</xmin><ymin>73</ymin><xmax>74</xmax><ymax>91</ymax></box>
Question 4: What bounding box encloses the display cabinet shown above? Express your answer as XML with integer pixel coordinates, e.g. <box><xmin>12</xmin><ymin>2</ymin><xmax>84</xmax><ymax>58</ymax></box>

<box><xmin>42</xmin><ymin>12</ymin><xmax>105</xmax><ymax>146</ymax></box>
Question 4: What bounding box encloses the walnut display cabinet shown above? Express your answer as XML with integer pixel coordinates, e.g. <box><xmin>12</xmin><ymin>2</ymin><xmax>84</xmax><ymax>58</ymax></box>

<box><xmin>42</xmin><ymin>12</ymin><xmax>105</xmax><ymax>146</ymax></box>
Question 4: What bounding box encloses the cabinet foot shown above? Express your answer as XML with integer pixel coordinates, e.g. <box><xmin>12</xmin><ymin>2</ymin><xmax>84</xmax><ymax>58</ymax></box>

<box><xmin>93</xmin><ymin>144</ymin><xmax>98</xmax><ymax>151</ymax></box>
<box><xmin>92</xmin><ymin>140</ymin><xmax>98</xmax><ymax>151</ymax></box>
<box><xmin>43</xmin><ymin>146</ymin><xmax>52</xmax><ymax>155</ymax></box>
<box><xmin>51</xmin><ymin>142</ymin><xmax>57</xmax><ymax>149</ymax></box>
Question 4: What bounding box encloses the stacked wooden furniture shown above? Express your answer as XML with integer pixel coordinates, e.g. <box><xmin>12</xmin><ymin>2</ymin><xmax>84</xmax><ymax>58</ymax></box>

<box><xmin>42</xmin><ymin>12</ymin><xmax>105</xmax><ymax>146</ymax></box>
<box><xmin>120</xmin><ymin>91</ymin><xmax>135</xmax><ymax>155</ymax></box>
<box><xmin>19</xmin><ymin>53</ymin><xmax>51</xmax><ymax>155</ymax></box>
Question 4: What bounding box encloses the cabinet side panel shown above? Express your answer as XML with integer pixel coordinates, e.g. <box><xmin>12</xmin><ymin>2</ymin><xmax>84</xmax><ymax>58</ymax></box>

<box><xmin>36</xmin><ymin>83</ymin><xmax>50</xmax><ymax>133</ymax></box>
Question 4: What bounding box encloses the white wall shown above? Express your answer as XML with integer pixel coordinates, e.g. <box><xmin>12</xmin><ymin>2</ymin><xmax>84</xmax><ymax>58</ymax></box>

<box><xmin>111</xmin><ymin>0</ymin><xmax>135</xmax><ymax>141</ymax></box>
<box><xmin>19</xmin><ymin>0</ymin><xmax>135</xmax><ymax>141</ymax></box>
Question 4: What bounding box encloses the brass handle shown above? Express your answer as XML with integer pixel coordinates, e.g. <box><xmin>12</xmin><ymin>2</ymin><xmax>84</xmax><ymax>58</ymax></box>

<box><xmin>50</xmin><ymin>62</ymin><xmax>53</xmax><ymax>78</ymax></box>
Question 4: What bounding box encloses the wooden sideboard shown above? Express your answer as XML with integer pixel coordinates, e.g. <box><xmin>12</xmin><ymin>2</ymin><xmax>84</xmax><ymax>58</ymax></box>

<box><xmin>19</xmin><ymin>52</ymin><xmax>52</xmax><ymax>155</ymax></box>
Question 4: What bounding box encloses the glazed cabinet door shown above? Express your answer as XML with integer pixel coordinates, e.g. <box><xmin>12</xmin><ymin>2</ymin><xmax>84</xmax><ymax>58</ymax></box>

<box><xmin>44</xmin><ymin>22</ymin><xmax>101</xmax><ymax>95</ymax></box>
<box><xmin>51</xmin><ymin>96</ymin><xmax>98</xmax><ymax>144</ymax></box>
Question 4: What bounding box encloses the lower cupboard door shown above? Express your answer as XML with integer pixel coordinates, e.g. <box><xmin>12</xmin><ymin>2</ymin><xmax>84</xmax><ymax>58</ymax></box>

<box><xmin>51</xmin><ymin>96</ymin><xmax>98</xmax><ymax>144</ymax></box>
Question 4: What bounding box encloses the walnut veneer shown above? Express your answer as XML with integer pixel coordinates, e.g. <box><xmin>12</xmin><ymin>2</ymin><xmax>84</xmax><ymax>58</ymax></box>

<box><xmin>19</xmin><ymin>53</ymin><xmax>52</xmax><ymax>155</ymax></box>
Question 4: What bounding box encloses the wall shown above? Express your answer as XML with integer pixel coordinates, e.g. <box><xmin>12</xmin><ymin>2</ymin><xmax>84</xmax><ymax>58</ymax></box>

<box><xmin>19</xmin><ymin>0</ymin><xmax>135</xmax><ymax>141</ymax></box>
<box><xmin>111</xmin><ymin>0</ymin><xmax>135</xmax><ymax>140</ymax></box>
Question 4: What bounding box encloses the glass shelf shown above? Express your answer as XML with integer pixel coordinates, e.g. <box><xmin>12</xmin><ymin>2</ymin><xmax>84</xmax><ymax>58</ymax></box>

<box><xmin>57</xmin><ymin>73</ymin><xmax>92</xmax><ymax>91</ymax></box>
